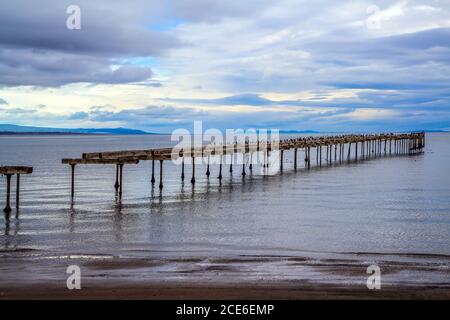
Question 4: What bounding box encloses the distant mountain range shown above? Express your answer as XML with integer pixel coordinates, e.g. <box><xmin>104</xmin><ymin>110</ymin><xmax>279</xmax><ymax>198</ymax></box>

<box><xmin>0</xmin><ymin>124</ymin><xmax>153</xmax><ymax>135</ymax></box>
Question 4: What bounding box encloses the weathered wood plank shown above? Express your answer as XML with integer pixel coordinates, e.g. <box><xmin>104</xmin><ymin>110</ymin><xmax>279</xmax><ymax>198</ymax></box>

<box><xmin>62</xmin><ymin>158</ymin><xmax>139</xmax><ymax>165</ymax></box>
<box><xmin>0</xmin><ymin>166</ymin><xmax>33</xmax><ymax>175</ymax></box>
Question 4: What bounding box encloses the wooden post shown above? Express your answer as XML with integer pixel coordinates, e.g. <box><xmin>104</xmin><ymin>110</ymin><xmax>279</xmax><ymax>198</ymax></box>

<box><xmin>294</xmin><ymin>148</ymin><xmax>297</xmax><ymax>170</ymax></box>
<box><xmin>249</xmin><ymin>153</ymin><xmax>253</xmax><ymax>171</ymax></box>
<box><xmin>280</xmin><ymin>150</ymin><xmax>284</xmax><ymax>172</ymax></box>
<box><xmin>71</xmin><ymin>164</ymin><xmax>76</xmax><ymax>199</ymax></box>
<box><xmin>159</xmin><ymin>160</ymin><xmax>163</xmax><ymax>189</ymax></box>
<box><xmin>361</xmin><ymin>141</ymin><xmax>364</xmax><ymax>160</ymax></box>
<box><xmin>206</xmin><ymin>156</ymin><xmax>210</xmax><ymax>177</ymax></box>
<box><xmin>355</xmin><ymin>142</ymin><xmax>358</xmax><ymax>160</ymax></box>
<box><xmin>334</xmin><ymin>144</ymin><xmax>337</xmax><ymax>162</ymax></box>
<box><xmin>230</xmin><ymin>154</ymin><xmax>233</xmax><ymax>173</ymax></box>
<box><xmin>307</xmin><ymin>147</ymin><xmax>311</xmax><ymax>169</ymax></box>
<box><xmin>316</xmin><ymin>147</ymin><xmax>319</xmax><ymax>165</ymax></box>
<box><xmin>319</xmin><ymin>146</ymin><xmax>322</xmax><ymax>166</ymax></box>
<box><xmin>114</xmin><ymin>164</ymin><xmax>120</xmax><ymax>189</ymax></box>
<box><xmin>119</xmin><ymin>164</ymin><xmax>123</xmax><ymax>198</ymax></box>
<box><xmin>16</xmin><ymin>174</ymin><xmax>20</xmax><ymax>209</ymax></box>
<box><xmin>4</xmin><ymin>174</ymin><xmax>12</xmax><ymax>214</ymax></box>
<box><xmin>218</xmin><ymin>155</ymin><xmax>223</xmax><ymax>180</ymax></box>
<box><xmin>181</xmin><ymin>157</ymin><xmax>185</xmax><ymax>181</ymax></box>
<box><xmin>191</xmin><ymin>157</ymin><xmax>196</xmax><ymax>184</ymax></box>
<box><xmin>347</xmin><ymin>143</ymin><xmax>351</xmax><ymax>161</ymax></box>
<box><xmin>151</xmin><ymin>159</ymin><xmax>155</xmax><ymax>184</ymax></box>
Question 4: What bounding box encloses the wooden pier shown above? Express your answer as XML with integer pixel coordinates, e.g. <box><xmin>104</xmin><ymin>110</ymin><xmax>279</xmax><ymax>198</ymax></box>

<box><xmin>61</xmin><ymin>132</ymin><xmax>425</xmax><ymax>199</ymax></box>
<box><xmin>1</xmin><ymin>166</ymin><xmax>33</xmax><ymax>213</ymax></box>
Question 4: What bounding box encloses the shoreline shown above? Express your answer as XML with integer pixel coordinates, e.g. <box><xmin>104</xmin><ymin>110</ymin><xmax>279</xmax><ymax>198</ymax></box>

<box><xmin>2</xmin><ymin>281</ymin><xmax>450</xmax><ymax>300</ymax></box>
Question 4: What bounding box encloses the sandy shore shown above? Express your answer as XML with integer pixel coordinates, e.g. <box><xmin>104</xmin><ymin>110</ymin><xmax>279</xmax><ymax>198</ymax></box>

<box><xmin>2</xmin><ymin>281</ymin><xmax>450</xmax><ymax>300</ymax></box>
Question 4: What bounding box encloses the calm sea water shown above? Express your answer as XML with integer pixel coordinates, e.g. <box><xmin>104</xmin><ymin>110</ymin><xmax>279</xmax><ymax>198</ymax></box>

<box><xmin>1</xmin><ymin>133</ymin><xmax>450</xmax><ymax>287</ymax></box>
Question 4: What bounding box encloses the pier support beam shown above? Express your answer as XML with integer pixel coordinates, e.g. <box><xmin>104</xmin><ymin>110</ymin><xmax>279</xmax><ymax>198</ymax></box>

<box><xmin>319</xmin><ymin>147</ymin><xmax>322</xmax><ymax>166</ymax></box>
<box><xmin>191</xmin><ymin>157</ymin><xmax>196</xmax><ymax>184</ymax></box>
<box><xmin>307</xmin><ymin>147</ymin><xmax>311</xmax><ymax>169</ymax></box>
<box><xmin>16</xmin><ymin>174</ymin><xmax>20</xmax><ymax>209</ymax></box>
<box><xmin>151</xmin><ymin>159</ymin><xmax>155</xmax><ymax>184</ymax></box>
<box><xmin>206</xmin><ymin>156</ymin><xmax>210</xmax><ymax>177</ymax></box>
<box><xmin>118</xmin><ymin>164</ymin><xmax>124</xmax><ymax>198</ymax></box>
<box><xmin>218</xmin><ymin>156</ymin><xmax>223</xmax><ymax>180</ymax></box>
<box><xmin>294</xmin><ymin>148</ymin><xmax>297</xmax><ymax>170</ymax></box>
<box><xmin>181</xmin><ymin>158</ymin><xmax>185</xmax><ymax>181</ymax></box>
<box><xmin>114</xmin><ymin>164</ymin><xmax>119</xmax><ymax>190</ymax></box>
<box><xmin>159</xmin><ymin>160</ymin><xmax>164</xmax><ymax>189</ymax></box>
<box><xmin>71</xmin><ymin>164</ymin><xmax>76</xmax><ymax>199</ymax></box>
<box><xmin>3</xmin><ymin>174</ymin><xmax>12</xmax><ymax>214</ymax></box>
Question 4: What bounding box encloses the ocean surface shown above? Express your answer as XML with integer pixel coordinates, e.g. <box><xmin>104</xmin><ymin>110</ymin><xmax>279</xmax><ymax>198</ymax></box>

<box><xmin>1</xmin><ymin>133</ymin><xmax>450</xmax><ymax>289</ymax></box>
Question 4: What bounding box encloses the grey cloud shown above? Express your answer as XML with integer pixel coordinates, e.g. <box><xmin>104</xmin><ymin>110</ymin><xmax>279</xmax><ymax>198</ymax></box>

<box><xmin>0</xmin><ymin>1</ymin><xmax>182</xmax><ymax>86</ymax></box>
<box><xmin>0</xmin><ymin>97</ymin><xmax>7</xmax><ymax>105</ymax></box>
<box><xmin>0</xmin><ymin>48</ymin><xmax>154</xmax><ymax>86</ymax></box>
<box><xmin>87</xmin><ymin>105</ymin><xmax>208</xmax><ymax>124</ymax></box>
<box><xmin>172</xmin><ymin>0</ymin><xmax>273</xmax><ymax>23</ymax></box>
<box><xmin>67</xmin><ymin>111</ymin><xmax>89</xmax><ymax>120</ymax></box>
<box><xmin>162</xmin><ymin>93</ymin><xmax>276</xmax><ymax>106</ymax></box>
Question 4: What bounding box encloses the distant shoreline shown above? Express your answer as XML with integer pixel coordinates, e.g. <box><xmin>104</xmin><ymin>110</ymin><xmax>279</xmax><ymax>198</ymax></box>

<box><xmin>0</xmin><ymin>131</ymin><xmax>159</xmax><ymax>135</ymax></box>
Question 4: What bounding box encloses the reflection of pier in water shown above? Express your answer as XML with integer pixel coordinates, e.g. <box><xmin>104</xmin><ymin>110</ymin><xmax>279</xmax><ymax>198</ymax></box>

<box><xmin>62</xmin><ymin>132</ymin><xmax>425</xmax><ymax>201</ymax></box>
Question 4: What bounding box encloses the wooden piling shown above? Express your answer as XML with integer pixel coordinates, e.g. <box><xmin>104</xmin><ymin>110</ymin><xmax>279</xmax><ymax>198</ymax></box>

<box><xmin>118</xmin><ymin>164</ymin><xmax>124</xmax><ymax>198</ymax></box>
<box><xmin>4</xmin><ymin>174</ymin><xmax>12</xmax><ymax>214</ymax></box>
<box><xmin>181</xmin><ymin>157</ymin><xmax>185</xmax><ymax>181</ymax></box>
<box><xmin>319</xmin><ymin>146</ymin><xmax>322</xmax><ymax>167</ymax></box>
<box><xmin>115</xmin><ymin>164</ymin><xmax>120</xmax><ymax>189</ymax></box>
<box><xmin>159</xmin><ymin>160</ymin><xmax>163</xmax><ymax>189</ymax></box>
<box><xmin>280</xmin><ymin>150</ymin><xmax>284</xmax><ymax>172</ymax></box>
<box><xmin>151</xmin><ymin>158</ymin><xmax>155</xmax><ymax>184</ymax></box>
<box><xmin>206</xmin><ymin>156</ymin><xmax>210</xmax><ymax>177</ymax></box>
<box><xmin>191</xmin><ymin>157</ymin><xmax>196</xmax><ymax>184</ymax></box>
<box><xmin>16</xmin><ymin>174</ymin><xmax>20</xmax><ymax>209</ymax></box>
<box><xmin>71</xmin><ymin>163</ymin><xmax>76</xmax><ymax>199</ymax></box>
<box><xmin>294</xmin><ymin>148</ymin><xmax>297</xmax><ymax>170</ymax></box>
<box><xmin>218</xmin><ymin>155</ymin><xmax>223</xmax><ymax>180</ymax></box>
<box><xmin>347</xmin><ymin>143</ymin><xmax>351</xmax><ymax>161</ymax></box>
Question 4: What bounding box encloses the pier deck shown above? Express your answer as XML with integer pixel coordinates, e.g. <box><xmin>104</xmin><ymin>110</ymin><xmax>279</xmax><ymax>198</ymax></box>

<box><xmin>61</xmin><ymin>132</ymin><xmax>425</xmax><ymax>199</ymax></box>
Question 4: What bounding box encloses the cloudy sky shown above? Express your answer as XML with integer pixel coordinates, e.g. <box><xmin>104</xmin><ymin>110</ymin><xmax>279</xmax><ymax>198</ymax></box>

<box><xmin>0</xmin><ymin>0</ymin><xmax>449</xmax><ymax>132</ymax></box>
